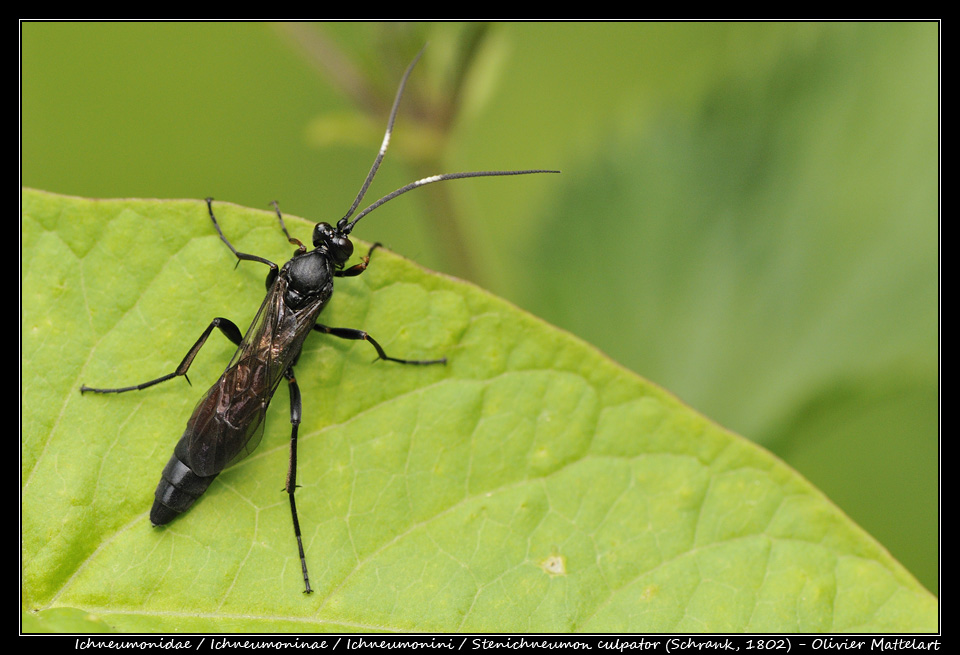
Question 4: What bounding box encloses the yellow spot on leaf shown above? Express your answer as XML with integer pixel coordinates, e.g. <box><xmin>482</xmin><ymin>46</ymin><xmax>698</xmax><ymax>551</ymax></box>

<box><xmin>540</xmin><ymin>554</ymin><xmax>567</xmax><ymax>576</ymax></box>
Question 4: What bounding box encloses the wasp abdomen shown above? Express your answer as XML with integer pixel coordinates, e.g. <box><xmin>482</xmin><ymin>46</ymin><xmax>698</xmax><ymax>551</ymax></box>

<box><xmin>150</xmin><ymin>454</ymin><xmax>217</xmax><ymax>526</ymax></box>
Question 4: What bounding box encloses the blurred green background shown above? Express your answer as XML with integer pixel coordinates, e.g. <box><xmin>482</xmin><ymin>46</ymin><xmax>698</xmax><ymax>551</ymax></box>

<box><xmin>21</xmin><ymin>22</ymin><xmax>938</xmax><ymax>594</ymax></box>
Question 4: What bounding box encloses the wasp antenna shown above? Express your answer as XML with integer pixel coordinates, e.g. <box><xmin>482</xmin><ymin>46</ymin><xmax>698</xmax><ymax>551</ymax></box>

<box><xmin>343</xmin><ymin>169</ymin><xmax>561</xmax><ymax>233</ymax></box>
<box><xmin>339</xmin><ymin>47</ymin><xmax>426</xmax><ymax>228</ymax></box>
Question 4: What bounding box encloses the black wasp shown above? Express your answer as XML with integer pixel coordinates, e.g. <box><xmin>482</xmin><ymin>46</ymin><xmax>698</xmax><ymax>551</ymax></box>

<box><xmin>80</xmin><ymin>50</ymin><xmax>557</xmax><ymax>594</ymax></box>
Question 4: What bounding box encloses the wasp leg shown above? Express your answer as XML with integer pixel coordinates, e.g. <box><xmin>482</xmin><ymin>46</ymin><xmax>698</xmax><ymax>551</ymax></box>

<box><xmin>80</xmin><ymin>317</ymin><xmax>243</xmax><ymax>394</ymax></box>
<box><xmin>270</xmin><ymin>201</ymin><xmax>305</xmax><ymax>252</ymax></box>
<box><xmin>283</xmin><ymin>368</ymin><xmax>313</xmax><ymax>594</ymax></box>
<box><xmin>313</xmin><ymin>323</ymin><xmax>446</xmax><ymax>365</ymax></box>
<box><xmin>335</xmin><ymin>243</ymin><xmax>381</xmax><ymax>278</ymax></box>
<box><xmin>206</xmin><ymin>198</ymin><xmax>281</xmax><ymax>289</ymax></box>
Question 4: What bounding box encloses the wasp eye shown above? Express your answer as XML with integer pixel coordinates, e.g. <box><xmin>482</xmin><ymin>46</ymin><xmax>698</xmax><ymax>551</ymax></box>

<box><xmin>312</xmin><ymin>222</ymin><xmax>335</xmax><ymax>248</ymax></box>
<box><xmin>331</xmin><ymin>236</ymin><xmax>353</xmax><ymax>263</ymax></box>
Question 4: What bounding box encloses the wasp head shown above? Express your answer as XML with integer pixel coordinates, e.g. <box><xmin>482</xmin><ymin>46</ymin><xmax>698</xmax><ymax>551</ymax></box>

<box><xmin>313</xmin><ymin>221</ymin><xmax>354</xmax><ymax>267</ymax></box>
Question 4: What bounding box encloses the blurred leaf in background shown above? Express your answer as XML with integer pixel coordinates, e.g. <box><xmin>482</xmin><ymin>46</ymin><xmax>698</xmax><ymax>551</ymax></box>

<box><xmin>21</xmin><ymin>20</ymin><xmax>938</xmax><ymax>598</ymax></box>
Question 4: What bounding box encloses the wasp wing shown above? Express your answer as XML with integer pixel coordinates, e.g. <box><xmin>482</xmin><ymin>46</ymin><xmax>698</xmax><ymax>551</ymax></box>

<box><xmin>178</xmin><ymin>274</ymin><xmax>328</xmax><ymax>477</ymax></box>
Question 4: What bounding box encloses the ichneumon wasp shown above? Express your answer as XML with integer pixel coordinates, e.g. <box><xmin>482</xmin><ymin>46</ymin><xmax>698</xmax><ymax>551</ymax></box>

<box><xmin>80</xmin><ymin>49</ymin><xmax>557</xmax><ymax>594</ymax></box>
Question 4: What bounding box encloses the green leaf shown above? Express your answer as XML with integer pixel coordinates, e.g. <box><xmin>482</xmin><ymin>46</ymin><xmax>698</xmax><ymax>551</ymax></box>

<box><xmin>22</xmin><ymin>189</ymin><xmax>936</xmax><ymax>632</ymax></box>
<box><xmin>22</xmin><ymin>608</ymin><xmax>117</xmax><ymax>634</ymax></box>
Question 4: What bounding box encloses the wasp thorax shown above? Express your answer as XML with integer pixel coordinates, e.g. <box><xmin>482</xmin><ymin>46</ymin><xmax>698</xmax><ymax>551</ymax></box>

<box><xmin>284</xmin><ymin>251</ymin><xmax>332</xmax><ymax>309</ymax></box>
<box><xmin>313</xmin><ymin>222</ymin><xmax>354</xmax><ymax>265</ymax></box>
